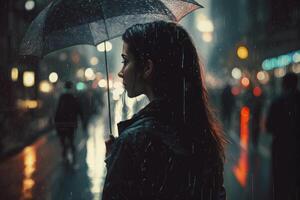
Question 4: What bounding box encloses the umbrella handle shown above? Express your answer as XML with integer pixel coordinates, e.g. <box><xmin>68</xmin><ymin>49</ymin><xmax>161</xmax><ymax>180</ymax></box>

<box><xmin>104</xmin><ymin>41</ymin><xmax>113</xmax><ymax>136</ymax></box>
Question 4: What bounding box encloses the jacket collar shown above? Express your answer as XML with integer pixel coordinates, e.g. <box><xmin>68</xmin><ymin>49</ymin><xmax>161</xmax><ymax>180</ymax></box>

<box><xmin>117</xmin><ymin>98</ymin><xmax>181</xmax><ymax>134</ymax></box>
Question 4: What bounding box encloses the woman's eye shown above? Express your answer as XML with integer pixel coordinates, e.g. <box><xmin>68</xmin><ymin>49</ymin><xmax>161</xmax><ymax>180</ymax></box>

<box><xmin>121</xmin><ymin>60</ymin><xmax>128</xmax><ymax>65</ymax></box>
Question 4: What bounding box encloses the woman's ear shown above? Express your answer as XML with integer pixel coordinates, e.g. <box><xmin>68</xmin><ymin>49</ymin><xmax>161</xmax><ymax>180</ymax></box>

<box><xmin>143</xmin><ymin>59</ymin><xmax>154</xmax><ymax>80</ymax></box>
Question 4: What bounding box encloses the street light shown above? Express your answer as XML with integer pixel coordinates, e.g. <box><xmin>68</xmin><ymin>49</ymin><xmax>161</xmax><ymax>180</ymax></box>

<box><xmin>25</xmin><ymin>0</ymin><xmax>35</xmax><ymax>11</ymax></box>
<box><xmin>39</xmin><ymin>81</ymin><xmax>53</xmax><ymax>93</ymax></box>
<box><xmin>23</xmin><ymin>71</ymin><xmax>35</xmax><ymax>87</ymax></box>
<box><xmin>11</xmin><ymin>67</ymin><xmax>19</xmax><ymax>81</ymax></box>
<box><xmin>237</xmin><ymin>46</ymin><xmax>249</xmax><ymax>60</ymax></box>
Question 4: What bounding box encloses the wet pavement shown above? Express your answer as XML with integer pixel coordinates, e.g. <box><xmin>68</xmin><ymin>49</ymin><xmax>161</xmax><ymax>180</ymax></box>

<box><xmin>0</xmin><ymin>114</ymin><xmax>107</xmax><ymax>200</ymax></box>
<box><xmin>0</xmin><ymin>102</ymin><xmax>273</xmax><ymax>200</ymax></box>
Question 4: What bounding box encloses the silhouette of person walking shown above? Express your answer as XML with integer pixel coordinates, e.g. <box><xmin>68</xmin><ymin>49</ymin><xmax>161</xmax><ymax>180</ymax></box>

<box><xmin>266</xmin><ymin>72</ymin><xmax>300</xmax><ymax>200</ymax></box>
<box><xmin>221</xmin><ymin>84</ymin><xmax>236</xmax><ymax>131</ymax></box>
<box><xmin>55</xmin><ymin>81</ymin><xmax>83</xmax><ymax>165</ymax></box>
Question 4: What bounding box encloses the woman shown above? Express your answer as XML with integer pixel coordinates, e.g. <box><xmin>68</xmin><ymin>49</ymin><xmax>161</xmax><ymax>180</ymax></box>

<box><xmin>102</xmin><ymin>21</ymin><xmax>226</xmax><ymax>200</ymax></box>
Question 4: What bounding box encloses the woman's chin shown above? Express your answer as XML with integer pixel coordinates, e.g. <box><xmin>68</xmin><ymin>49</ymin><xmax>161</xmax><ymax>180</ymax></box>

<box><xmin>127</xmin><ymin>91</ymin><xmax>139</xmax><ymax>98</ymax></box>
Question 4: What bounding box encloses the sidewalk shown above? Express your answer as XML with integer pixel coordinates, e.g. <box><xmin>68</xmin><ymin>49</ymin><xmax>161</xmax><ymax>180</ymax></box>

<box><xmin>0</xmin><ymin>109</ymin><xmax>53</xmax><ymax>160</ymax></box>
<box><xmin>0</xmin><ymin>114</ymin><xmax>106</xmax><ymax>200</ymax></box>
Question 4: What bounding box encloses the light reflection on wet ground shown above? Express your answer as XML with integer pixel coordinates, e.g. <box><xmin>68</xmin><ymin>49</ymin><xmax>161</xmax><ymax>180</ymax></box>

<box><xmin>22</xmin><ymin>146</ymin><xmax>37</xmax><ymax>199</ymax></box>
<box><xmin>85</xmin><ymin>117</ymin><xmax>107</xmax><ymax>199</ymax></box>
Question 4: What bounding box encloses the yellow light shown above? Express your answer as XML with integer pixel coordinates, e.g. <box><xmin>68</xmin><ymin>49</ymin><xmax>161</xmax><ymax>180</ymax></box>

<box><xmin>11</xmin><ymin>67</ymin><xmax>19</xmax><ymax>81</ymax></box>
<box><xmin>39</xmin><ymin>81</ymin><xmax>53</xmax><ymax>93</ymax></box>
<box><xmin>202</xmin><ymin>32</ymin><xmax>213</xmax><ymax>43</ymax></box>
<box><xmin>49</xmin><ymin>72</ymin><xmax>58</xmax><ymax>83</ymax></box>
<box><xmin>23</xmin><ymin>71</ymin><xmax>35</xmax><ymax>87</ymax></box>
<box><xmin>17</xmin><ymin>99</ymin><xmax>38</xmax><ymax>109</ymax></box>
<box><xmin>26</xmin><ymin>100</ymin><xmax>38</xmax><ymax>109</ymax></box>
<box><xmin>237</xmin><ymin>46</ymin><xmax>249</xmax><ymax>60</ymax></box>
<box><xmin>97</xmin><ymin>41</ymin><xmax>112</xmax><ymax>52</ymax></box>
<box><xmin>22</xmin><ymin>146</ymin><xmax>36</xmax><ymax>200</ymax></box>
<box><xmin>90</xmin><ymin>57</ymin><xmax>99</xmax><ymax>65</ymax></box>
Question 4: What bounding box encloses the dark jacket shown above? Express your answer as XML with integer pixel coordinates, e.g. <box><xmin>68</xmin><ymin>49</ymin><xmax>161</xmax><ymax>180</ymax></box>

<box><xmin>102</xmin><ymin>99</ymin><xmax>226</xmax><ymax>200</ymax></box>
<box><xmin>266</xmin><ymin>90</ymin><xmax>300</xmax><ymax>198</ymax></box>
<box><xmin>54</xmin><ymin>92</ymin><xmax>83</xmax><ymax>128</ymax></box>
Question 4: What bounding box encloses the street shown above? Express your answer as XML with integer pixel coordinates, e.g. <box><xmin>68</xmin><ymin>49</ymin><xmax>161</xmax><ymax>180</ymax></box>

<box><xmin>0</xmin><ymin>105</ymin><xmax>273</xmax><ymax>200</ymax></box>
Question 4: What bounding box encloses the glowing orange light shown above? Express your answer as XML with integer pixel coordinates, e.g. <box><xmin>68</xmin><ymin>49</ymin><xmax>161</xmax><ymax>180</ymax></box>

<box><xmin>231</xmin><ymin>86</ymin><xmax>240</xmax><ymax>96</ymax></box>
<box><xmin>233</xmin><ymin>150</ymin><xmax>249</xmax><ymax>187</ymax></box>
<box><xmin>241</xmin><ymin>77</ymin><xmax>250</xmax><ymax>87</ymax></box>
<box><xmin>232</xmin><ymin>106</ymin><xmax>250</xmax><ymax>187</ymax></box>
<box><xmin>240</xmin><ymin>106</ymin><xmax>250</xmax><ymax>149</ymax></box>
<box><xmin>237</xmin><ymin>46</ymin><xmax>249</xmax><ymax>59</ymax></box>
<box><xmin>253</xmin><ymin>86</ymin><xmax>262</xmax><ymax>97</ymax></box>
<box><xmin>22</xmin><ymin>146</ymin><xmax>37</xmax><ymax>200</ymax></box>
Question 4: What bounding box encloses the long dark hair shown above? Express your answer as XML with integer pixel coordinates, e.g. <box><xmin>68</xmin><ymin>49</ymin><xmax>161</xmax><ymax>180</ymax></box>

<box><xmin>122</xmin><ymin>21</ymin><xmax>226</xmax><ymax>160</ymax></box>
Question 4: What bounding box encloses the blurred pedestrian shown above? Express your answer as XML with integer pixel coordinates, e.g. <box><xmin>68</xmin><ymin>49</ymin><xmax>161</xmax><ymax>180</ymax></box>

<box><xmin>266</xmin><ymin>72</ymin><xmax>300</xmax><ymax>200</ymax></box>
<box><xmin>221</xmin><ymin>84</ymin><xmax>236</xmax><ymax>131</ymax></box>
<box><xmin>250</xmin><ymin>87</ymin><xmax>264</xmax><ymax>149</ymax></box>
<box><xmin>102</xmin><ymin>21</ymin><xmax>227</xmax><ymax>200</ymax></box>
<box><xmin>55</xmin><ymin>81</ymin><xmax>83</xmax><ymax>165</ymax></box>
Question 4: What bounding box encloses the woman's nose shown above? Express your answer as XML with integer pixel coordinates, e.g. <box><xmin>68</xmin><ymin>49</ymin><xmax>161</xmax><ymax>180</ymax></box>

<box><xmin>118</xmin><ymin>70</ymin><xmax>123</xmax><ymax>78</ymax></box>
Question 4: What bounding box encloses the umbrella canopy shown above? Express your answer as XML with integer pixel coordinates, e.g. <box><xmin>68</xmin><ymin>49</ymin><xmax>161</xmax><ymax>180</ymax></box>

<box><xmin>19</xmin><ymin>0</ymin><xmax>203</xmax><ymax>57</ymax></box>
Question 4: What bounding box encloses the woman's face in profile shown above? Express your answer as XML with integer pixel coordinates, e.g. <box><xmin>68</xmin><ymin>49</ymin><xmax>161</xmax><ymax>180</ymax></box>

<box><xmin>118</xmin><ymin>42</ymin><xmax>145</xmax><ymax>98</ymax></box>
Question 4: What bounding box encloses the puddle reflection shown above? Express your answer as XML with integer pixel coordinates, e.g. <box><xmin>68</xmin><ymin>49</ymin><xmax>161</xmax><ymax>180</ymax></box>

<box><xmin>86</xmin><ymin>118</ymin><xmax>106</xmax><ymax>200</ymax></box>
<box><xmin>22</xmin><ymin>146</ymin><xmax>37</xmax><ymax>199</ymax></box>
<box><xmin>233</xmin><ymin>106</ymin><xmax>250</xmax><ymax>187</ymax></box>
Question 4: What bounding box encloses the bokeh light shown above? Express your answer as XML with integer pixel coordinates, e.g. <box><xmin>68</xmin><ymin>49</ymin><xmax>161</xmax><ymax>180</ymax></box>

<box><xmin>292</xmin><ymin>63</ymin><xmax>300</xmax><ymax>74</ymax></box>
<box><xmin>231</xmin><ymin>67</ymin><xmax>242</xmax><ymax>79</ymax></box>
<box><xmin>257</xmin><ymin>71</ymin><xmax>270</xmax><ymax>84</ymax></box>
<box><xmin>293</xmin><ymin>52</ymin><xmax>300</xmax><ymax>63</ymax></box>
<box><xmin>98</xmin><ymin>79</ymin><xmax>107</xmax><ymax>88</ymax></box>
<box><xmin>25</xmin><ymin>0</ymin><xmax>35</xmax><ymax>11</ymax></box>
<box><xmin>85</xmin><ymin>68</ymin><xmax>95</xmax><ymax>80</ymax></box>
<box><xmin>97</xmin><ymin>42</ymin><xmax>112</xmax><ymax>52</ymax></box>
<box><xmin>90</xmin><ymin>57</ymin><xmax>99</xmax><ymax>65</ymax></box>
<box><xmin>11</xmin><ymin>67</ymin><xmax>18</xmax><ymax>81</ymax></box>
<box><xmin>76</xmin><ymin>82</ymin><xmax>86</xmax><ymax>91</ymax></box>
<box><xmin>202</xmin><ymin>32</ymin><xmax>213</xmax><ymax>43</ymax></box>
<box><xmin>23</xmin><ymin>71</ymin><xmax>35</xmax><ymax>87</ymax></box>
<box><xmin>274</xmin><ymin>68</ymin><xmax>286</xmax><ymax>78</ymax></box>
<box><xmin>241</xmin><ymin>77</ymin><xmax>250</xmax><ymax>87</ymax></box>
<box><xmin>253</xmin><ymin>86</ymin><xmax>262</xmax><ymax>97</ymax></box>
<box><xmin>196</xmin><ymin>18</ymin><xmax>214</xmax><ymax>32</ymax></box>
<box><xmin>39</xmin><ymin>81</ymin><xmax>53</xmax><ymax>93</ymax></box>
<box><xmin>76</xmin><ymin>68</ymin><xmax>85</xmax><ymax>79</ymax></box>
<box><xmin>49</xmin><ymin>72</ymin><xmax>58</xmax><ymax>83</ymax></box>
<box><xmin>237</xmin><ymin>46</ymin><xmax>249</xmax><ymax>59</ymax></box>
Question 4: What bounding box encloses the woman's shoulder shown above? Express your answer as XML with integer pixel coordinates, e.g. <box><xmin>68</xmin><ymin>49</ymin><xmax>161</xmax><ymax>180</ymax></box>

<box><xmin>118</xmin><ymin>117</ymin><xmax>161</xmax><ymax>145</ymax></box>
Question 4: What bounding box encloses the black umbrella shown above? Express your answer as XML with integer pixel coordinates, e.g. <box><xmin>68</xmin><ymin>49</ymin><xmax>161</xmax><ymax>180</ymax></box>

<box><xmin>20</xmin><ymin>0</ymin><xmax>203</xmax><ymax>137</ymax></box>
